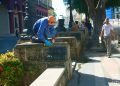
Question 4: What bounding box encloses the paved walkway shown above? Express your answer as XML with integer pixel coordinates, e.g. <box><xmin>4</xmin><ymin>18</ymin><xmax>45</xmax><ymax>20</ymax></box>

<box><xmin>68</xmin><ymin>46</ymin><xmax>120</xmax><ymax>86</ymax></box>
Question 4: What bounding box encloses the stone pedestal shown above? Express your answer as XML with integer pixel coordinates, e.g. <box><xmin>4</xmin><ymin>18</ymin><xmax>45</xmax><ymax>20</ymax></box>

<box><xmin>53</xmin><ymin>37</ymin><xmax>78</xmax><ymax>60</ymax></box>
<box><xmin>57</xmin><ymin>31</ymin><xmax>85</xmax><ymax>60</ymax></box>
<box><xmin>14</xmin><ymin>42</ymin><xmax>72</xmax><ymax>85</ymax></box>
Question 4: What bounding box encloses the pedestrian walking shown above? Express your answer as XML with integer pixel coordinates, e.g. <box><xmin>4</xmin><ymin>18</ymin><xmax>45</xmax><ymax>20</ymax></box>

<box><xmin>71</xmin><ymin>21</ymin><xmax>79</xmax><ymax>32</ymax></box>
<box><xmin>79</xmin><ymin>21</ymin><xmax>86</xmax><ymax>31</ymax></box>
<box><xmin>32</xmin><ymin>16</ymin><xmax>56</xmax><ymax>46</ymax></box>
<box><xmin>100</xmin><ymin>18</ymin><xmax>115</xmax><ymax>58</ymax></box>
<box><xmin>85</xmin><ymin>20</ymin><xmax>93</xmax><ymax>36</ymax></box>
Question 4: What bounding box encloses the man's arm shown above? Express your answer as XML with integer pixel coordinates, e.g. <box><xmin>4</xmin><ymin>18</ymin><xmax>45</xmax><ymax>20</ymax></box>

<box><xmin>100</xmin><ymin>29</ymin><xmax>104</xmax><ymax>38</ymax></box>
<box><xmin>37</xmin><ymin>20</ymin><xmax>48</xmax><ymax>42</ymax></box>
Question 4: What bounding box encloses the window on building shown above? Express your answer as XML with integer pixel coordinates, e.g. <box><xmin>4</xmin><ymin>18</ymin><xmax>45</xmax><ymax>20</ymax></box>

<box><xmin>14</xmin><ymin>17</ymin><xmax>18</xmax><ymax>28</ymax></box>
<box><xmin>116</xmin><ymin>8</ymin><xmax>119</xmax><ymax>12</ymax></box>
<box><xmin>14</xmin><ymin>15</ymin><xmax>19</xmax><ymax>37</ymax></box>
<box><xmin>36</xmin><ymin>10</ymin><xmax>39</xmax><ymax>16</ymax></box>
<box><xmin>116</xmin><ymin>14</ymin><xmax>119</xmax><ymax>19</ymax></box>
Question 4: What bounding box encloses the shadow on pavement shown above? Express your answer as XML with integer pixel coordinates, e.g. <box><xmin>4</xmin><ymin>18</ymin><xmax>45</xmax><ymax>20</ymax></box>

<box><xmin>68</xmin><ymin>46</ymin><xmax>120</xmax><ymax>86</ymax></box>
<box><xmin>87</xmin><ymin>58</ymin><xmax>101</xmax><ymax>63</ymax></box>
<box><xmin>112</xmin><ymin>55</ymin><xmax>120</xmax><ymax>58</ymax></box>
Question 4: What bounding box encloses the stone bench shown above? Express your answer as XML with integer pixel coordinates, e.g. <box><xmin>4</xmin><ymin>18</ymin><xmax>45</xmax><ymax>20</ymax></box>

<box><xmin>14</xmin><ymin>42</ymin><xmax>72</xmax><ymax>85</ymax></box>
<box><xmin>30</xmin><ymin>68</ymin><xmax>67</xmax><ymax>86</ymax></box>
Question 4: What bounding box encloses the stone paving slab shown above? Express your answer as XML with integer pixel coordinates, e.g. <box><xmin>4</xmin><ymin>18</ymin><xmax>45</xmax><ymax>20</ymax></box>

<box><xmin>68</xmin><ymin>47</ymin><xmax>120</xmax><ymax>86</ymax></box>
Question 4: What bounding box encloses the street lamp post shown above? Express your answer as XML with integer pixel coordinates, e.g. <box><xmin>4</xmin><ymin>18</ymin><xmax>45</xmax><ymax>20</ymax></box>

<box><xmin>69</xmin><ymin>0</ymin><xmax>73</xmax><ymax>29</ymax></box>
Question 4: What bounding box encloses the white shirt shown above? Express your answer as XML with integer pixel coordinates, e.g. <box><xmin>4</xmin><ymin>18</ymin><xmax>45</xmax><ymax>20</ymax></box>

<box><xmin>79</xmin><ymin>23</ymin><xmax>86</xmax><ymax>30</ymax></box>
<box><xmin>102</xmin><ymin>24</ymin><xmax>113</xmax><ymax>36</ymax></box>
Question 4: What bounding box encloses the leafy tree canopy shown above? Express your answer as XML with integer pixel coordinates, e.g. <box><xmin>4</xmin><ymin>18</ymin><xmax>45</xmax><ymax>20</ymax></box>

<box><xmin>106</xmin><ymin>0</ymin><xmax>120</xmax><ymax>8</ymax></box>
<box><xmin>64</xmin><ymin>0</ymin><xmax>120</xmax><ymax>13</ymax></box>
<box><xmin>72</xmin><ymin>0</ymin><xmax>88</xmax><ymax>13</ymax></box>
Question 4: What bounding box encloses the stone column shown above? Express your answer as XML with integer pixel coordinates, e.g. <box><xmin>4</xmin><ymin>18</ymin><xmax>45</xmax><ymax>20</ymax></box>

<box><xmin>7</xmin><ymin>0</ymin><xmax>14</xmax><ymax>34</ymax></box>
<box><xmin>18</xmin><ymin>0</ymin><xmax>23</xmax><ymax>33</ymax></box>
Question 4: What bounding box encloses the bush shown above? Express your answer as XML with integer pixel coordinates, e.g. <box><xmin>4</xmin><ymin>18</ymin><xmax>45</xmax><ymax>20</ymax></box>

<box><xmin>0</xmin><ymin>52</ymin><xmax>24</xmax><ymax>86</ymax></box>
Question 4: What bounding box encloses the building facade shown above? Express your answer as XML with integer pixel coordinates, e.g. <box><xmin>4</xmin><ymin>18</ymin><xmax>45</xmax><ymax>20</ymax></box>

<box><xmin>106</xmin><ymin>8</ymin><xmax>113</xmax><ymax>19</ymax></box>
<box><xmin>113</xmin><ymin>7</ymin><xmax>120</xmax><ymax>19</ymax></box>
<box><xmin>48</xmin><ymin>0</ymin><xmax>55</xmax><ymax>16</ymax></box>
<box><xmin>0</xmin><ymin>0</ymin><xmax>25</xmax><ymax>36</ymax></box>
<box><xmin>24</xmin><ymin>0</ymin><xmax>54</xmax><ymax>32</ymax></box>
<box><xmin>36</xmin><ymin>0</ymin><xmax>48</xmax><ymax>18</ymax></box>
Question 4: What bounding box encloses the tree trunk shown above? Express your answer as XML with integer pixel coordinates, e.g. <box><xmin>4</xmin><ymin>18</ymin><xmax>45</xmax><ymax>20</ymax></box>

<box><xmin>92</xmin><ymin>17</ymin><xmax>100</xmax><ymax>46</ymax></box>
<box><xmin>91</xmin><ymin>8</ymin><xmax>106</xmax><ymax>46</ymax></box>
<box><xmin>85</xmin><ymin>0</ymin><xmax>106</xmax><ymax>47</ymax></box>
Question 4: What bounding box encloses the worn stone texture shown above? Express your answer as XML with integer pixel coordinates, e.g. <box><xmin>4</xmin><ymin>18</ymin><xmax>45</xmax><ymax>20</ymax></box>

<box><xmin>51</xmin><ymin>37</ymin><xmax>78</xmax><ymax>61</ymax></box>
<box><xmin>30</xmin><ymin>68</ymin><xmax>68</xmax><ymax>86</ymax></box>
<box><xmin>56</xmin><ymin>31</ymin><xmax>86</xmax><ymax>60</ymax></box>
<box><xmin>18</xmin><ymin>37</ymin><xmax>31</xmax><ymax>43</ymax></box>
<box><xmin>14</xmin><ymin>42</ymin><xmax>72</xmax><ymax>86</ymax></box>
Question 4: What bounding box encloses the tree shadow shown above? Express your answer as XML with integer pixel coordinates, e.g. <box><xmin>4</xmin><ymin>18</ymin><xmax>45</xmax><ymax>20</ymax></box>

<box><xmin>87</xmin><ymin>58</ymin><xmax>101</xmax><ymax>63</ymax></box>
<box><xmin>85</xmin><ymin>48</ymin><xmax>106</xmax><ymax>57</ymax></box>
<box><xmin>68</xmin><ymin>70</ymin><xmax>120</xmax><ymax>86</ymax></box>
<box><xmin>111</xmin><ymin>55</ymin><xmax>120</xmax><ymax>58</ymax></box>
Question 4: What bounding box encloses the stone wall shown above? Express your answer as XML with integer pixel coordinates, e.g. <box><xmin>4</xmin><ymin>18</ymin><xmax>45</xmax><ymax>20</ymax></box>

<box><xmin>56</xmin><ymin>31</ymin><xmax>85</xmax><ymax>60</ymax></box>
<box><xmin>30</xmin><ymin>68</ymin><xmax>68</xmax><ymax>86</ymax></box>
<box><xmin>50</xmin><ymin>37</ymin><xmax>78</xmax><ymax>61</ymax></box>
<box><xmin>18</xmin><ymin>30</ymin><xmax>89</xmax><ymax>61</ymax></box>
<box><xmin>14</xmin><ymin>42</ymin><xmax>72</xmax><ymax>85</ymax></box>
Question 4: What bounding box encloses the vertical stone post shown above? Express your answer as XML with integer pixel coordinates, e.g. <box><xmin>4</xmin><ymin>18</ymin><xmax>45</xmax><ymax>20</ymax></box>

<box><xmin>7</xmin><ymin>0</ymin><xmax>14</xmax><ymax>34</ymax></box>
<box><xmin>18</xmin><ymin>0</ymin><xmax>23</xmax><ymax>33</ymax></box>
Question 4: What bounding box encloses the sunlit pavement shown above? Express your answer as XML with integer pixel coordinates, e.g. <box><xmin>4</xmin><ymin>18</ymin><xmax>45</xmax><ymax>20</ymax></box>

<box><xmin>68</xmin><ymin>46</ymin><xmax>120</xmax><ymax>86</ymax></box>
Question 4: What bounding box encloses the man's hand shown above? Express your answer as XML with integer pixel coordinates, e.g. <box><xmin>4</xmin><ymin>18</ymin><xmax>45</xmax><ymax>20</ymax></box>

<box><xmin>45</xmin><ymin>40</ymin><xmax>52</xmax><ymax>46</ymax></box>
<box><xmin>52</xmin><ymin>36</ymin><xmax>56</xmax><ymax>43</ymax></box>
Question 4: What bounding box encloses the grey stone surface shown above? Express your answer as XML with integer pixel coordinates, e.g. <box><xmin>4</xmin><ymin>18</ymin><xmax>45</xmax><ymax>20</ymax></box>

<box><xmin>68</xmin><ymin>46</ymin><xmax>120</xmax><ymax>86</ymax></box>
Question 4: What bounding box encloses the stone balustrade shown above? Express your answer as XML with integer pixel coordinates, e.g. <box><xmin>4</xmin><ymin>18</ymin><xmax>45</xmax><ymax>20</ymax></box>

<box><xmin>14</xmin><ymin>42</ymin><xmax>72</xmax><ymax>86</ymax></box>
<box><xmin>18</xmin><ymin>36</ymin><xmax>31</xmax><ymax>43</ymax></box>
<box><xmin>14</xmin><ymin>30</ymin><xmax>90</xmax><ymax>85</ymax></box>
<box><xmin>56</xmin><ymin>31</ymin><xmax>85</xmax><ymax>59</ymax></box>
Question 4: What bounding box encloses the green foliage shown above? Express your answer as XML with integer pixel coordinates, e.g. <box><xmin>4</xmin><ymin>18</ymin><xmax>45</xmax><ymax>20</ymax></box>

<box><xmin>64</xmin><ymin>0</ymin><xmax>120</xmax><ymax>14</ymax></box>
<box><xmin>106</xmin><ymin>0</ymin><xmax>120</xmax><ymax>8</ymax></box>
<box><xmin>0</xmin><ymin>52</ymin><xmax>24</xmax><ymax>86</ymax></box>
<box><xmin>64</xmin><ymin>0</ymin><xmax>88</xmax><ymax>13</ymax></box>
<box><xmin>72</xmin><ymin>0</ymin><xmax>88</xmax><ymax>13</ymax></box>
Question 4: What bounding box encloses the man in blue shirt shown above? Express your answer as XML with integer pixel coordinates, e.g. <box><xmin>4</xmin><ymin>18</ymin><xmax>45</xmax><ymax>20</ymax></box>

<box><xmin>32</xmin><ymin>16</ymin><xmax>56</xmax><ymax>46</ymax></box>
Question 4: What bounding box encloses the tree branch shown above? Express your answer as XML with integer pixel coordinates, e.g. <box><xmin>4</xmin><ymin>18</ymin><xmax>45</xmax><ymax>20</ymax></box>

<box><xmin>84</xmin><ymin>0</ymin><xmax>96</xmax><ymax>18</ymax></box>
<box><xmin>96</xmin><ymin>0</ymin><xmax>108</xmax><ymax>9</ymax></box>
<box><xmin>96</xmin><ymin>0</ymin><xmax>101</xmax><ymax>9</ymax></box>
